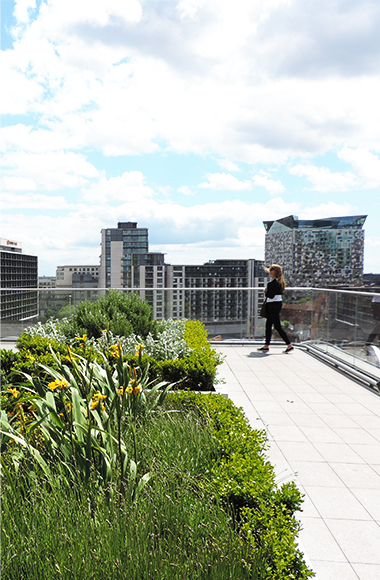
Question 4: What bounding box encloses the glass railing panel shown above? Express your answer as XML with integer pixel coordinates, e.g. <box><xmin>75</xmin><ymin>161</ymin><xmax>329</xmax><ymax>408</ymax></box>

<box><xmin>304</xmin><ymin>289</ymin><xmax>380</xmax><ymax>378</ymax></box>
<box><xmin>1</xmin><ymin>287</ymin><xmax>379</xmax><ymax>381</ymax></box>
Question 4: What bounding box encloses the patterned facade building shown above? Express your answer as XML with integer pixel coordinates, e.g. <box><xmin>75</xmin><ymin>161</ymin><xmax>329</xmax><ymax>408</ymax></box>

<box><xmin>264</xmin><ymin>215</ymin><xmax>367</xmax><ymax>287</ymax></box>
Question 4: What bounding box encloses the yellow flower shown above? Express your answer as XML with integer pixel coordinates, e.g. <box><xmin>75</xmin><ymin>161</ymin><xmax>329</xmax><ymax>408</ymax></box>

<box><xmin>93</xmin><ymin>392</ymin><xmax>107</xmax><ymax>400</ymax></box>
<box><xmin>126</xmin><ymin>386</ymin><xmax>133</xmax><ymax>394</ymax></box>
<box><xmin>90</xmin><ymin>392</ymin><xmax>107</xmax><ymax>411</ymax></box>
<box><xmin>75</xmin><ymin>334</ymin><xmax>87</xmax><ymax>342</ymax></box>
<box><xmin>109</xmin><ymin>344</ymin><xmax>121</xmax><ymax>359</ymax></box>
<box><xmin>8</xmin><ymin>388</ymin><xmax>20</xmax><ymax>398</ymax></box>
<box><xmin>133</xmin><ymin>385</ymin><xmax>141</xmax><ymax>396</ymax></box>
<box><xmin>59</xmin><ymin>413</ymin><xmax>64</xmax><ymax>418</ymax></box>
<box><xmin>48</xmin><ymin>379</ymin><xmax>68</xmax><ymax>390</ymax></box>
<box><xmin>65</xmin><ymin>401</ymin><xmax>72</xmax><ymax>410</ymax></box>
<box><xmin>25</xmin><ymin>353</ymin><xmax>35</xmax><ymax>363</ymax></box>
<box><xmin>102</xmin><ymin>405</ymin><xmax>106</xmax><ymax>412</ymax></box>
<box><xmin>48</xmin><ymin>380</ymin><xmax>59</xmax><ymax>390</ymax></box>
<box><xmin>135</xmin><ymin>344</ymin><xmax>144</xmax><ymax>355</ymax></box>
<box><xmin>118</xmin><ymin>387</ymin><xmax>124</xmax><ymax>396</ymax></box>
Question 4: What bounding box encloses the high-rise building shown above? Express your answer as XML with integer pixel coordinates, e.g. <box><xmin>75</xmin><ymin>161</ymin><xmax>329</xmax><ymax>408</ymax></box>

<box><xmin>99</xmin><ymin>222</ymin><xmax>149</xmax><ymax>288</ymax></box>
<box><xmin>264</xmin><ymin>215</ymin><xmax>367</xmax><ymax>287</ymax></box>
<box><xmin>0</xmin><ymin>238</ymin><xmax>38</xmax><ymax>323</ymax></box>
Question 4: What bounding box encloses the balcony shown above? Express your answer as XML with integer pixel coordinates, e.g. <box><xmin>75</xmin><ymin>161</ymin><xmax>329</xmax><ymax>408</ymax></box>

<box><xmin>1</xmin><ymin>286</ymin><xmax>380</xmax><ymax>579</ymax></box>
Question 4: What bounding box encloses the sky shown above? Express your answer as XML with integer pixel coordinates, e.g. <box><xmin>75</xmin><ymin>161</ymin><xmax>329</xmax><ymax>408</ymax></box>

<box><xmin>1</xmin><ymin>0</ymin><xmax>380</xmax><ymax>276</ymax></box>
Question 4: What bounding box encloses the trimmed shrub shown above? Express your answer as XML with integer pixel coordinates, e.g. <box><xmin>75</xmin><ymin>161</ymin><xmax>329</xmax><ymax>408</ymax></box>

<box><xmin>167</xmin><ymin>392</ymin><xmax>314</xmax><ymax>580</ymax></box>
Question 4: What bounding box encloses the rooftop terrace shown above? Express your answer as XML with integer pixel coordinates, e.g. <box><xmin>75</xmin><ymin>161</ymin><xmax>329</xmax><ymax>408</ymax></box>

<box><xmin>214</xmin><ymin>343</ymin><xmax>380</xmax><ymax>580</ymax></box>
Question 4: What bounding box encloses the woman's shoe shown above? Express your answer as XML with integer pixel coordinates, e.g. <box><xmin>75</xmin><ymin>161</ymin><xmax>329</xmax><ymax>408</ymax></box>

<box><xmin>257</xmin><ymin>346</ymin><xmax>269</xmax><ymax>352</ymax></box>
<box><xmin>284</xmin><ymin>345</ymin><xmax>294</xmax><ymax>353</ymax></box>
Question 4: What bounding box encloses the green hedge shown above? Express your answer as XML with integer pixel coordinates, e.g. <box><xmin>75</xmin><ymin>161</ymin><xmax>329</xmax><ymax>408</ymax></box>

<box><xmin>168</xmin><ymin>392</ymin><xmax>314</xmax><ymax>580</ymax></box>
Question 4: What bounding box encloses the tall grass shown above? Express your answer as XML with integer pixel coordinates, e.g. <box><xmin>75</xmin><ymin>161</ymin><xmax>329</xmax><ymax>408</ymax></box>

<box><xmin>2</xmin><ymin>407</ymin><xmax>262</xmax><ymax>580</ymax></box>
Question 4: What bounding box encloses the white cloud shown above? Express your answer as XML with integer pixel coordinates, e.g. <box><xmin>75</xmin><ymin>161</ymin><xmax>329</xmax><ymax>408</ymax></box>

<box><xmin>14</xmin><ymin>0</ymin><xmax>36</xmax><ymax>25</ymax></box>
<box><xmin>177</xmin><ymin>185</ymin><xmax>194</xmax><ymax>196</ymax></box>
<box><xmin>338</xmin><ymin>146</ymin><xmax>380</xmax><ymax>188</ymax></box>
<box><xmin>177</xmin><ymin>0</ymin><xmax>205</xmax><ymax>20</ymax></box>
<box><xmin>252</xmin><ymin>171</ymin><xmax>285</xmax><ymax>195</ymax></box>
<box><xmin>199</xmin><ymin>173</ymin><xmax>252</xmax><ymax>190</ymax></box>
<box><xmin>365</xmin><ymin>238</ymin><xmax>380</xmax><ymax>248</ymax></box>
<box><xmin>217</xmin><ymin>159</ymin><xmax>241</xmax><ymax>172</ymax></box>
<box><xmin>0</xmin><ymin>177</ymin><xmax>37</xmax><ymax>192</ymax></box>
<box><xmin>1</xmin><ymin>151</ymin><xmax>99</xmax><ymax>191</ymax></box>
<box><xmin>2</xmin><ymin>0</ymin><xmax>378</xmax><ymax>162</ymax></box>
<box><xmin>1</xmin><ymin>195</ymin><xmax>301</xmax><ymax>274</ymax></box>
<box><xmin>0</xmin><ymin>58</ymin><xmax>43</xmax><ymax>115</ymax></box>
<box><xmin>236</xmin><ymin>226</ymin><xmax>265</xmax><ymax>248</ymax></box>
<box><xmin>289</xmin><ymin>164</ymin><xmax>357</xmax><ymax>191</ymax></box>
<box><xmin>0</xmin><ymin>193</ymin><xmax>72</xmax><ymax>210</ymax></box>
<box><xmin>81</xmin><ymin>171</ymin><xmax>155</xmax><ymax>204</ymax></box>
<box><xmin>299</xmin><ymin>202</ymin><xmax>356</xmax><ymax>220</ymax></box>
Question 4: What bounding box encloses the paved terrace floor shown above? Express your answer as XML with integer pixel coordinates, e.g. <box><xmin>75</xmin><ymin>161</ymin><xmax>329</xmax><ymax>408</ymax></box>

<box><xmin>213</xmin><ymin>344</ymin><xmax>380</xmax><ymax>580</ymax></box>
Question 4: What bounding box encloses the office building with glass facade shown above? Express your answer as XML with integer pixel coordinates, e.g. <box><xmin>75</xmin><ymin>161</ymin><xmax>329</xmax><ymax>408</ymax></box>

<box><xmin>99</xmin><ymin>222</ymin><xmax>149</xmax><ymax>288</ymax></box>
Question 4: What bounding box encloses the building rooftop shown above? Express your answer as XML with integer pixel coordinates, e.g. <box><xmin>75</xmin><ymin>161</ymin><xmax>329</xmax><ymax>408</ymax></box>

<box><xmin>263</xmin><ymin>215</ymin><xmax>367</xmax><ymax>233</ymax></box>
<box><xmin>214</xmin><ymin>343</ymin><xmax>380</xmax><ymax>580</ymax></box>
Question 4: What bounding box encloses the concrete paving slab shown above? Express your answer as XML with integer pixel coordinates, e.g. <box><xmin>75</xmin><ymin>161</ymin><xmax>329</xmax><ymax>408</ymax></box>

<box><xmin>214</xmin><ymin>344</ymin><xmax>380</xmax><ymax>580</ymax></box>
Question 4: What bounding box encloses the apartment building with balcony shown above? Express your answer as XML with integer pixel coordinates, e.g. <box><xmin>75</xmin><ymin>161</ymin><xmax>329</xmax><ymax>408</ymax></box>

<box><xmin>164</xmin><ymin>259</ymin><xmax>267</xmax><ymax>338</ymax></box>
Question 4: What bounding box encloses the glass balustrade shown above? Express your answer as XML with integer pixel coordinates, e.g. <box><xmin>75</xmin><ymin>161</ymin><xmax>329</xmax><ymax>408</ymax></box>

<box><xmin>1</xmin><ymin>286</ymin><xmax>379</xmax><ymax>382</ymax></box>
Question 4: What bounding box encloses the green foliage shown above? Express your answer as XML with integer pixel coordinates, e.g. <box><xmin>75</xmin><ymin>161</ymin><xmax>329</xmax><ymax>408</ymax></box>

<box><xmin>9</xmin><ymin>316</ymin><xmax>223</xmax><ymax>393</ymax></box>
<box><xmin>1</xmin><ymin>408</ymin><xmax>261</xmax><ymax>580</ymax></box>
<box><xmin>294</xmin><ymin>297</ymin><xmax>312</xmax><ymax>304</ymax></box>
<box><xmin>158</xmin><ymin>349</ymin><xmax>218</xmax><ymax>391</ymax></box>
<box><xmin>0</xmin><ymin>349</ymin><xmax>19</xmax><ymax>384</ymax></box>
<box><xmin>155</xmin><ymin>320</ymin><xmax>223</xmax><ymax>391</ymax></box>
<box><xmin>1</xmin><ymin>385</ymin><xmax>312</xmax><ymax>580</ymax></box>
<box><xmin>64</xmin><ymin>290</ymin><xmax>157</xmax><ymax>339</ymax></box>
<box><xmin>168</xmin><ymin>392</ymin><xmax>314</xmax><ymax>580</ymax></box>
<box><xmin>1</xmin><ymin>342</ymin><xmax>172</xmax><ymax>499</ymax></box>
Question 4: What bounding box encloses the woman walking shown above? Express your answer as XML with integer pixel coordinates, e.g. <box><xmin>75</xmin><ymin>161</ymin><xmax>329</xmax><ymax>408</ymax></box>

<box><xmin>258</xmin><ymin>264</ymin><xmax>293</xmax><ymax>353</ymax></box>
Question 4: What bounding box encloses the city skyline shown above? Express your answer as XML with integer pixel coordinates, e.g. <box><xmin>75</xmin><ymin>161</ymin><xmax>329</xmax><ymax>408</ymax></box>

<box><xmin>1</xmin><ymin>0</ymin><xmax>380</xmax><ymax>276</ymax></box>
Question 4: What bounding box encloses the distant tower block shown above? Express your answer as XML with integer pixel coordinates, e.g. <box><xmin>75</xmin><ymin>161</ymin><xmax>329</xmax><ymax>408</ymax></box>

<box><xmin>263</xmin><ymin>215</ymin><xmax>367</xmax><ymax>287</ymax></box>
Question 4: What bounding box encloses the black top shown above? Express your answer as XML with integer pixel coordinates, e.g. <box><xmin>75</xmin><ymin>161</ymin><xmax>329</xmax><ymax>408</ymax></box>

<box><xmin>266</xmin><ymin>279</ymin><xmax>284</xmax><ymax>299</ymax></box>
